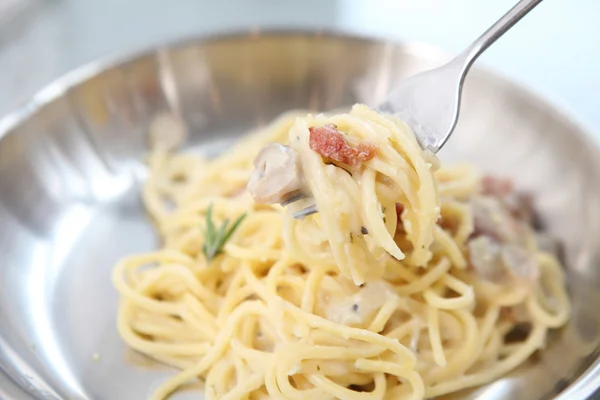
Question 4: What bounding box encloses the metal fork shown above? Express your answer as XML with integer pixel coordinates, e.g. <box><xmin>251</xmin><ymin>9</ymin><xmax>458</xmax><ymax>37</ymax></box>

<box><xmin>292</xmin><ymin>0</ymin><xmax>542</xmax><ymax>219</ymax></box>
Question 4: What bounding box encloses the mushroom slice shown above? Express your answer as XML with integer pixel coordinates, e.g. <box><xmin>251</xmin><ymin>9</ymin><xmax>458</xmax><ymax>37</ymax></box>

<box><xmin>247</xmin><ymin>143</ymin><xmax>304</xmax><ymax>204</ymax></box>
<box><xmin>468</xmin><ymin>236</ymin><xmax>505</xmax><ymax>283</ymax></box>
<box><xmin>468</xmin><ymin>235</ymin><xmax>539</xmax><ymax>288</ymax></box>
<box><xmin>500</xmin><ymin>244</ymin><xmax>539</xmax><ymax>284</ymax></box>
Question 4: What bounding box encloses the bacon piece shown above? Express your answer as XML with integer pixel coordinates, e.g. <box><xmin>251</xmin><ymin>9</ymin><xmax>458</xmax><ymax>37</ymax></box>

<box><xmin>481</xmin><ymin>175</ymin><xmax>514</xmax><ymax>197</ymax></box>
<box><xmin>308</xmin><ymin>124</ymin><xmax>377</xmax><ymax>167</ymax></box>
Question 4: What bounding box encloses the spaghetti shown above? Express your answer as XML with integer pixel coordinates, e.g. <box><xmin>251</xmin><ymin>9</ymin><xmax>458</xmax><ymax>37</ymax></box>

<box><xmin>112</xmin><ymin>104</ymin><xmax>570</xmax><ymax>400</ymax></box>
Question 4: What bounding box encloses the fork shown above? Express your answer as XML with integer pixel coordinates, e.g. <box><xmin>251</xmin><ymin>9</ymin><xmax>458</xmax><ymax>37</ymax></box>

<box><xmin>292</xmin><ymin>0</ymin><xmax>542</xmax><ymax>219</ymax></box>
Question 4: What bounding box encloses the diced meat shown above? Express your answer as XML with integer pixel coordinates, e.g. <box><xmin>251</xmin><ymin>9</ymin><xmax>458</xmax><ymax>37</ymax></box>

<box><xmin>309</xmin><ymin>124</ymin><xmax>377</xmax><ymax>167</ymax></box>
<box><xmin>482</xmin><ymin>175</ymin><xmax>513</xmax><ymax>197</ymax></box>
<box><xmin>481</xmin><ymin>175</ymin><xmax>536</xmax><ymax>225</ymax></box>
<box><xmin>357</xmin><ymin>143</ymin><xmax>377</xmax><ymax>162</ymax></box>
<box><xmin>470</xmin><ymin>195</ymin><xmax>528</xmax><ymax>245</ymax></box>
<box><xmin>248</xmin><ymin>143</ymin><xmax>304</xmax><ymax>204</ymax></box>
<box><xmin>470</xmin><ymin>175</ymin><xmax>554</xmax><ymax>291</ymax></box>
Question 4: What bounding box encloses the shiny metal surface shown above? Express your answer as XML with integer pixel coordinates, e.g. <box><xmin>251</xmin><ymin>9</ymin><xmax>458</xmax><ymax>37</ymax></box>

<box><xmin>0</xmin><ymin>32</ymin><xmax>599</xmax><ymax>400</ymax></box>
<box><xmin>379</xmin><ymin>0</ymin><xmax>542</xmax><ymax>153</ymax></box>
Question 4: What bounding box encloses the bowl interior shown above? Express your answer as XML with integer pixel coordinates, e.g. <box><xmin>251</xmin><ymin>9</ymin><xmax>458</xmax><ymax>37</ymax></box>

<box><xmin>0</xmin><ymin>32</ymin><xmax>600</xmax><ymax>400</ymax></box>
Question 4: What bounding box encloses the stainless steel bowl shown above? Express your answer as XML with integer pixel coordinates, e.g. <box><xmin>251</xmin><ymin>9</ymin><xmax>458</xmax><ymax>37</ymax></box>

<box><xmin>1</xmin><ymin>31</ymin><xmax>599</xmax><ymax>400</ymax></box>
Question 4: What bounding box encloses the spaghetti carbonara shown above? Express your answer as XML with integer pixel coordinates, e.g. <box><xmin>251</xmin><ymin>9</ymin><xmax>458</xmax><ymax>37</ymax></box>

<box><xmin>112</xmin><ymin>104</ymin><xmax>570</xmax><ymax>400</ymax></box>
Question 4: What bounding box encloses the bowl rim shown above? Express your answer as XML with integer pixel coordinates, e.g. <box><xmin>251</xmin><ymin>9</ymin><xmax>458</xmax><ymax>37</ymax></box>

<box><xmin>1</xmin><ymin>28</ymin><xmax>598</xmax><ymax>148</ymax></box>
<box><xmin>0</xmin><ymin>28</ymin><xmax>598</xmax><ymax>400</ymax></box>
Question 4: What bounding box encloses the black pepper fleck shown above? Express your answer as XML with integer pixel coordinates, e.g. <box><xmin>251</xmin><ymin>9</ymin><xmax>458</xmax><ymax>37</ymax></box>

<box><xmin>361</xmin><ymin>226</ymin><xmax>368</xmax><ymax>235</ymax></box>
<box><xmin>352</xmin><ymin>304</ymin><xmax>359</xmax><ymax>312</ymax></box>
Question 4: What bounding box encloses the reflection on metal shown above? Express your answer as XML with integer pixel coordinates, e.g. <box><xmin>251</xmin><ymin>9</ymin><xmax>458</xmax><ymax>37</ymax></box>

<box><xmin>0</xmin><ymin>32</ymin><xmax>599</xmax><ymax>400</ymax></box>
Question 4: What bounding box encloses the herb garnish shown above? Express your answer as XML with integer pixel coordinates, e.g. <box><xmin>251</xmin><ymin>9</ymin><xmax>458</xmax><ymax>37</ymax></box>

<box><xmin>202</xmin><ymin>204</ymin><xmax>246</xmax><ymax>262</ymax></box>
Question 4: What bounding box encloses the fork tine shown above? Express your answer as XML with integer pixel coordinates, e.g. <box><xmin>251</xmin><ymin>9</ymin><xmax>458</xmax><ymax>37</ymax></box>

<box><xmin>280</xmin><ymin>192</ymin><xmax>318</xmax><ymax>219</ymax></box>
<box><xmin>292</xmin><ymin>204</ymin><xmax>318</xmax><ymax>219</ymax></box>
<box><xmin>281</xmin><ymin>192</ymin><xmax>308</xmax><ymax>207</ymax></box>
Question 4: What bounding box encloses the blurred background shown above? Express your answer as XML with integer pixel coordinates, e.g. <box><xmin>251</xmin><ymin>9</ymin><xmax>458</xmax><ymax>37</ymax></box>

<box><xmin>0</xmin><ymin>0</ymin><xmax>599</xmax><ymax>135</ymax></box>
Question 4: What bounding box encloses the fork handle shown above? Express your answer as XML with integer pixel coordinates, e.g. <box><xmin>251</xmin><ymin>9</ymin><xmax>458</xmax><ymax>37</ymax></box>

<box><xmin>462</xmin><ymin>0</ymin><xmax>543</xmax><ymax>70</ymax></box>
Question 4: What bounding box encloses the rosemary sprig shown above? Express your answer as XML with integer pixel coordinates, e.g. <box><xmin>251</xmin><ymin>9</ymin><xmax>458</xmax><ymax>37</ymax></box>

<box><xmin>202</xmin><ymin>204</ymin><xmax>247</xmax><ymax>262</ymax></box>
